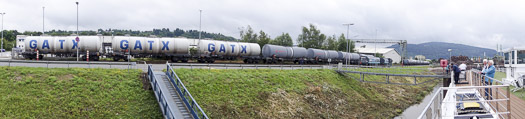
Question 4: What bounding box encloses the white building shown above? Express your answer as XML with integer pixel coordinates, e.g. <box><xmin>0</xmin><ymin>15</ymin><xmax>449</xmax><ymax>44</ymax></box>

<box><xmin>354</xmin><ymin>47</ymin><xmax>402</xmax><ymax>63</ymax></box>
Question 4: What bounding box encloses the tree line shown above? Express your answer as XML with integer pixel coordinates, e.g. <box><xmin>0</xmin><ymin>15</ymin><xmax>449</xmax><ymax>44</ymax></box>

<box><xmin>240</xmin><ymin>24</ymin><xmax>355</xmax><ymax>52</ymax></box>
<box><xmin>1</xmin><ymin>24</ymin><xmax>356</xmax><ymax>53</ymax></box>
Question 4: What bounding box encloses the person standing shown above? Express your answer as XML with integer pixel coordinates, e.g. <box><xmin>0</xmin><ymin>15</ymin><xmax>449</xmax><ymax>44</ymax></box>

<box><xmin>482</xmin><ymin>60</ymin><xmax>495</xmax><ymax>100</ymax></box>
<box><xmin>459</xmin><ymin>62</ymin><xmax>467</xmax><ymax>71</ymax></box>
<box><xmin>452</xmin><ymin>63</ymin><xmax>461</xmax><ymax>84</ymax></box>
<box><xmin>481</xmin><ymin>59</ymin><xmax>488</xmax><ymax>72</ymax></box>
<box><xmin>445</xmin><ymin>63</ymin><xmax>450</xmax><ymax>74</ymax></box>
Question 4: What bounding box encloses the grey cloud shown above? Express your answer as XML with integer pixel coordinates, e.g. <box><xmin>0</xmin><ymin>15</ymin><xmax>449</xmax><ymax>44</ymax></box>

<box><xmin>1</xmin><ymin>0</ymin><xmax>524</xmax><ymax>50</ymax></box>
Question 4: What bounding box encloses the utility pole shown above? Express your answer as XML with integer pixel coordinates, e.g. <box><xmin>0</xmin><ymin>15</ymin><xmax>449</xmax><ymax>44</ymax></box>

<box><xmin>199</xmin><ymin>10</ymin><xmax>202</xmax><ymax>40</ymax></box>
<box><xmin>1</xmin><ymin>13</ymin><xmax>5</xmax><ymax>51</ymax></box>
<box><xmin>76</xmin><ymin>2</ymin><xmax>79</xmax><ymax>61</ymax></box>
<box><xmin>343</xmin><ymin>23</ymin><xmax>354</xmax><ymax>67</ymax></box>
<box><xmin>375</xmin><ymin>29</ymin><xmax>377</xmax><ymax>57</ymax></box>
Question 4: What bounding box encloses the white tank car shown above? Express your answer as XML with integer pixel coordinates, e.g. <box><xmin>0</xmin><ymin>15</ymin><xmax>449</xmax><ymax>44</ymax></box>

<box><xmin>24</xmin><ymin>36</ymin><xmax>101</xmax><ymax>54</ymax></box>
<box><xmin>197</xmin><ymin>40</ymin><xmax>260</xmax><ymax>57</ymax></box>
<box><xmin>111</xmin><ymin>36</ymin><xmax>190</xmax><ymax>55</ymax></box>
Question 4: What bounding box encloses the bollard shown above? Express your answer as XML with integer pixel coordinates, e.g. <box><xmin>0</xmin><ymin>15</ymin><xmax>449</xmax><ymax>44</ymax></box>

<box><xmin>36</xmin><ymin>50</ymin><xmax>39</xmax><ymax>61</ymax></box>
<box><xmin>87</xmin><ymin>50</ymin><xmax>89</xmax><ymax>62</ymax></box>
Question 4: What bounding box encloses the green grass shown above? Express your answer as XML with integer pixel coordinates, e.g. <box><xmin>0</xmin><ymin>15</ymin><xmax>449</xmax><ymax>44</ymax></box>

<box><xmin>0</xmin><ymin>66</ymin><xmax>162</xmax><ymax>118</ymax></box>
<box><xmin>495</xmin><ymin>71</ymin><xmax>525</xmax><ymax>100</ymax></box>
<box><xmin>174</xmin><ymin>68</ymin><xmax>438</xmax><ymax>118</ymax></box>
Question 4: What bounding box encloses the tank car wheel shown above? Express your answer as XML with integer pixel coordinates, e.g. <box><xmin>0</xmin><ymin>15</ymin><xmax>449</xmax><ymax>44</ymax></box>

<box><xmin>171</xmin><ymin>57</ymin><xmax>179</xmax><ymax>63</ymax></box>
<box><xmin>254</xmin><ymin>60</ymin><xmax>259</xmax><ymax>64</ymax></box>
<box><xmin>181</xmin><ymin>58</ymin><xmax>188</xmax><ymax>63</ymax></box>
<box><xmin>209</xmin><ymin>59</ymin><xmax>215</xmax><ymax>63</ymax></box>
<box><xmin>113</xmin><ymin>57</ymin><xmax>120</xmax><ymax>61</ymax></box>
<box><xmin>246</xmin><ymin>59</ymin><xmax>253</xmax><ymax>64</ymax></box>
<box><xmin>198</xmin><ymin>59</ymin><xmax>205</xmax><ymax>63</ymax></box>
<box><xmin>38</xmin><ymin>55</ymin><xmax>44</xmax><ymax>60</ymax></box>
<box><xmin>82</xmin><ymin>56</ymin><xmax>87</xmax><ymax>61</ymax></box>
<box><xmin>243</xmin><ymin>59</ymin><xmax>248</xmax><ymax>63</ymax></box>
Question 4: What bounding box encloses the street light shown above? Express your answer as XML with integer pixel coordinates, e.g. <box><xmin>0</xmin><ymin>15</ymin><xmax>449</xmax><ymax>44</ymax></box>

<box><xmin>42</xmin><ymin>7</ymin><xmax>45</xmax><ymax>35</ymax></box>
<box><xmin>76</xmin><ymin>2</ymin><xmax>79</xmax><ymax>61</ymax></box>
<box><xmin>1</xmin><ymin>12</ymin><xmax>5</xmax><ymax>52</ymax></box>
<box><xmin>198</xmin><ymin>9</ymin><xmax>202</xmax><ymax>43</ymax></box>
<box><xmin>343</xmin><ymin>23</ymin><xmax>354</xmax><ymax>67</ymax></box>
<box><xmin>448</xmin><ymin>49</ymin><xmax>452</xmax><ymax>61</ymax></box>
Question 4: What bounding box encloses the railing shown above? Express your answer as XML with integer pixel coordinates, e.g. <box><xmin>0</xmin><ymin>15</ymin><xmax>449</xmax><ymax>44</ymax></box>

<box><xmin>147</xmin><ymin>64</ymin><xmax>177</xmax><ymax>119</ymax></box>
<box><xmin>166</xmin><ymin>64</ymin><xmax>209</xmax><ymax>119</ymax></box>
<box><xmin>336</xmin><ymin>68</ymin><xmax>446</xmax><ymax>85</ymax></box>
<box><xmin>417</xmin><ymin>70</ymin><xmax>511</xmax><ymax>119</ymax></box>
<box><xmin>170</xmin><ymin>63</ymin><xmax>326</xmax><ymax>70</ymax></box>
<box><xmin>0</xmin><ymin>59</ymin><xmax>136</xmax><ymax>69</ymax></box>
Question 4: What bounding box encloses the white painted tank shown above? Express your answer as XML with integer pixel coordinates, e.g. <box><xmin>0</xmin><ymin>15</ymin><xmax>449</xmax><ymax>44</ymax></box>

<box><xmin>198</xmin><ymin>40</ymin><xmax>260</xmax><ymax>57</ymax></box>
<box><xmin>112</xmin><ymin>36</ymin><xmax>190</xmax><ymax>55</ymax></box>
<box><xmin>25</xmin><ymin>36</ymin><xmax>100</xmax><ymax>53</ymax></box>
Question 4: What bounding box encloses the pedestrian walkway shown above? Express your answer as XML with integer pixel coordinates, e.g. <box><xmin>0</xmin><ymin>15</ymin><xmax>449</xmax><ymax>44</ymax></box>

<box><xmin>461</xmin><ymin>71</ymin><xmax>525</xmax><ymax>119</ymax></box>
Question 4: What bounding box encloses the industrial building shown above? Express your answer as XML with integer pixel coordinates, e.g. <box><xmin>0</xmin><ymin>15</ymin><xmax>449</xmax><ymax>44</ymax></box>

<box><xmin>354</xmin><ymin>47</ymin><xmax>401</xmax><ymax>64</ymax></box>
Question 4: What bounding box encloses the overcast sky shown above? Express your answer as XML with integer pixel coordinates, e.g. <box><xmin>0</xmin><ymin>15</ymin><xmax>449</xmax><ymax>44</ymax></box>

<box><xmin>1</xmin><ymin>0</ymin><xmax>524</xmax><ymax>50</ymax></box>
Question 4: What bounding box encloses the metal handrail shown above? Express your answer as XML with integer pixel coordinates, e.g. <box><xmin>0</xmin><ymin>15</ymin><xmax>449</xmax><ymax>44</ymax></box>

<box><xmin>165</xmin><ymin>64</ymin><xmax>209</xmax><ymax>119</ymax></box>
<box><xmin>147</xmin><ymin>64</ymin><xmax>176</xmax><ymax>119</ymax></box>
<box><xmin>417</xmin><ymin>70</ymin><xmax>511</xmax><ymax>119</ymax></box>
<box><xmin>337</xmin><ymin>70</ymin><xmax>447</xmax><ymax>78</ymax></box>
<box><xmin>0</xmin><ymin>59</ymin><xmax>136</xmax><ymax>65</ymax></box>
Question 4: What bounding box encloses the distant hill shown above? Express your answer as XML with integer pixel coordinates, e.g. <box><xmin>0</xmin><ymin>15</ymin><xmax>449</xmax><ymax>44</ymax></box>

<box><xmin>387</xmin><ymin>42</ymin><xmax>497</xmax><ymax>60</ymax></box>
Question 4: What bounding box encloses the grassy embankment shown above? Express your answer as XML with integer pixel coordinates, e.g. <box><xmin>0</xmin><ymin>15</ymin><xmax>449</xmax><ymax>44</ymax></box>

<box><xmin>0</xmin><ymin>66</ymin><xmax>161</xmax><ymax>118</ymax></box>
<box><xmin>494</xmin><ymin>72</ymin><xmax>525</xmax><ymax>100</ymax></box>
<box><xmin>174</xmin><ymin>66</ymin><xmax>439</xmax><ymax>118</ymax></box>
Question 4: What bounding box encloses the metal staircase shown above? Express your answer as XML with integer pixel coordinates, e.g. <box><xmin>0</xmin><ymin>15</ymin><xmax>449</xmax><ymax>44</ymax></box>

<box><xmin>147</xmin><ymin>64</ymin><xmax>209</xmax><ymax>119</ymax></box>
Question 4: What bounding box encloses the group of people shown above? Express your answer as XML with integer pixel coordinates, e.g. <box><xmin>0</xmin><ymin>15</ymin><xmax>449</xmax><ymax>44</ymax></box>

<box><xmin>445</xmin><ymin>62</ymin><xmax>467</xmax><ymax>84</ymax></box>
<box><xmin>445</xmin><ymin>59</ymin><xmax>496</xmax><ymax>99</ymax></box>
<box><xmin>481</xmin><ymin>59</ymin><xmax>496</xmax><ymax>100</ymax></box>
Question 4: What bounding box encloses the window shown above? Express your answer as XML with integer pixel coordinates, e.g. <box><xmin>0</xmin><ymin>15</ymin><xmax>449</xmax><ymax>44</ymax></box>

<box><xmin>512</xmin><ymin>51</ymin><xmax>516</xmax><ymax>64</ymax></box>
<box><xmin>505</xmin><ymin>52</ymin><xmax>509</xmax><ymax>64</ymax></box>
<box><xmin>518</xmin><ymin>50</ymin><xmax>525</xmax><ymax>64</ymax></box>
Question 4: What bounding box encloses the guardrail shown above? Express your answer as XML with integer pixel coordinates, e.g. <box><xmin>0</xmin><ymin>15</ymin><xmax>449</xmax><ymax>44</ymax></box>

<box><xmin>336</xmin><ymin>69</ymin><xmax>446</xmax><ymax>85</ymax></box>
<box><xmin>417</xmin><ymin>70</ymin><xmax>511</xmax><ymax>119</ymax></box>
<box><xmin>147</xmin><ymin>64</ymin><xmax>177</xmax><ymax>119</ymax></box>
<box><xmin>166</xmin><ymin>64</ymin><xmax>209</xmax><ymax>119</ymax></box>
<box><xmin>170</xmin><ymin>63</ymin><xmax>327</xmax><ymax>70</ymax></box>
<box><xmin>0</xmin><ymin>59</ymin><xmax>136</xmax><ymax>69</ymax></box>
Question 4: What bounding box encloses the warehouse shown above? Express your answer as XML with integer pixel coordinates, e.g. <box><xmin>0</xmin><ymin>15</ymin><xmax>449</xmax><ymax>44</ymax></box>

<box><xmin>354</xmin><ymin>47</ymin><xmax>401</xmax><ymax>64</ymax></box>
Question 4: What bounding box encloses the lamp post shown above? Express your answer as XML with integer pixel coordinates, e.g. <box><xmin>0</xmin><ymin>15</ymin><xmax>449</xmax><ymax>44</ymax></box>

<box><xmin>343</xmin><ymin>23</ymin><xmax>354</xmax><ymax>67</ymax></box>
<box><xmin>448</xmin><ymin>49</ymin><xmax>452</xmax><ymax>61</ymax></box>
<box><xmin>76</xmin><ymin>2</ymin><xmax>79</xmax><ymax>61</ymax></box>
<box><xmin>1</xmin><ymin>12</ymin><xmax>5</xmax><ymax>52</ymax></box>
<box><xmin>42</xmin><ymin>7</ymin><xmax>45</xmax><ymax>35</ymax></box>
<box><xmin>199</xmin><ymin>10</ymin><xmax>202</xmax><ymax>40</ymax></box>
